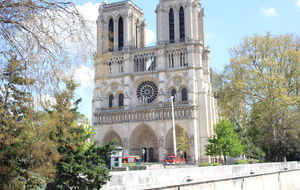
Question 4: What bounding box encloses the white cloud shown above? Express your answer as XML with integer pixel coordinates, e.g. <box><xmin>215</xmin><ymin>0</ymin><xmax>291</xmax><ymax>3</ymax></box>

<box><xmin>76</xmin><ymin>2</ymin><xmax>100</xmax><ymax>22</ymax></box>
<box><xmin>297</xmin><ymin>0</ymin><xmax>300</xmax><ymax>7</ymax></box>
<box><xmin>73</xmin><ymin>64</ymin><xmax>94</xmax><ymax>88</ymax></box>
<box><xmin>146</xmin><ymin>28</ymin><xmax>155</xmax><ymax>46</ymax></box>
<box><xmin>262</xmin><ymin>7</ymin><xmax>279</xmax><ymax>17</ymax></box>
<box><xmin>76</xmin><ymin>2</ymin><xmax>99</xmax><ymax>48</ymax></box>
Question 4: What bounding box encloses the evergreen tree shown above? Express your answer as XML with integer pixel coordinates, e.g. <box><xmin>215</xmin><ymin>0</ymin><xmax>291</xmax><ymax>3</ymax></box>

<box><xmin>46</xmin><ymin>80</ymin><xmax>114</xmax><ymax>190</ymax></box>
<box><xmin>0</xmin><ymin>56</ymin><xmax>60</xmax><ymax>189</ymax></box>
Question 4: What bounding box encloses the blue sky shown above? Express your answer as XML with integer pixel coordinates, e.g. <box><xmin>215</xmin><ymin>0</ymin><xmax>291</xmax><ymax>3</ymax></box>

<box><xmin>72</xmin><ymin>0</ymin><xmax>300</xmax><ymax>121</ymax></box>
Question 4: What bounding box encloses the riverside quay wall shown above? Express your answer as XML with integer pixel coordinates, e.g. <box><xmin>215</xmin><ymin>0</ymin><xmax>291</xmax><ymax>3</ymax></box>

<box><xmin>101</xmin><ymin>162</ymin><xmax>300</xmax><ymax>190</ymax></box>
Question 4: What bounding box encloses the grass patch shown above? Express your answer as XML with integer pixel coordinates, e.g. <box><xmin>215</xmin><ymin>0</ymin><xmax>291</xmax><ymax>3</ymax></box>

<box><xmin>235</xmin><ymin>160</ymin><xmax>249</xmax><ymax>165</ymax></box>
<box><xmin>199</xmin><ymin>163</ymin><xmax>221</xmax><ymax>167</ymax></box>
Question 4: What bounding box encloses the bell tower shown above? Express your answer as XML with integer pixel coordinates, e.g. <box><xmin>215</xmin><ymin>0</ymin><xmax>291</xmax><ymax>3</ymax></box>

<box><xmin>93</xmin><ymin>0</ymin><xmax>218</xmax><ymax>164</ymax></box>
<box><xmin>156</xmin><ymin>0</ymin><xmax>205</xmax><ymax>45</ymax></box>
<box><xmin>97</xmin><ymin>1</ymin><xmax>146</xmax><ymax>53</ymax></box>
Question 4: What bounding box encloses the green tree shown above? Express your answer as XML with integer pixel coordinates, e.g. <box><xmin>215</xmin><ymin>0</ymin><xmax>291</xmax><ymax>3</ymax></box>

<box><xmin>176</xmin><ymin>128</ymin><xmax>189</xmax><ymax>160</ymax></box>
<box><xmin>45</xmin><ymin>80</ymin><xmax>114</xmax><ymax>190</ymax></box>
<box><xmin>205</xmin><ymin>119</ymin><xmax>244</xmax><ymax>164</ymax></box>
<box><xmin>0</xmin><ymin>56</ymin><xmax>60</xmax><ymax>189</ymax></box>
<box><xmin>216</xmin><ymin>33</ymin><xmax>300</xmax><ymax>161</ymax></box>
<box><xmin>0</xmin><ymin>64</ymin><xmax>113</xmax><ymax>189</ymax></box>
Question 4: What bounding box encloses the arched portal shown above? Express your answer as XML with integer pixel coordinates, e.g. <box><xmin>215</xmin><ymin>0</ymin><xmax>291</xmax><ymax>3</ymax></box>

<box><xmin>165</xmin><ymin>125</ymin><xmax>189</xmax><ymax>160</ymax></box>
<box><xmin>102</xmin><ymin>130</ymin><xmax>123</xmax><ymax>147</ymax></box>
<box><xmin>129</xmin><ymin>124</ymin><xmax>159</xmax><ymax>162</ymax></box>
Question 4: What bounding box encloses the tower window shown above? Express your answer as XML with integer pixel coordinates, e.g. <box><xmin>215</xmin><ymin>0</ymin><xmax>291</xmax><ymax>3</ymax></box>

<box><xmin>169</xmin><ymin>9</ymin><xmax>175</xmax><ymax>43</ymax></box>
<box><xmin>109</xmin><ymin>94</ymin><xmax>114</xmax><ymax>108</ymax></box>
<box><xmin>169</xmin><ymin>53</ymin><xmax>174</xmax><ymax>68</ymax></box>
<box><xmin>179</xmin><ymin>7</ymin><xmax>185</xmax><ymax>42</ymax></box>
<box><xmin>118</xmin><ymin>61</ymin><xmax>123</xmax><ymax>73</ymax></box>
<box><xmin>118</xmin><ymin>94</ymin><xmax>124</xmax><ymax>107</ymax></box>
<box><xmin>171</xmin><ymin>89</ymin><xmax>176</xmax><ymax>102</ymax></box>
<box><xmin>118</xmin><ymin>17</ymin><xmax>124</xmax><ymax>50</ymax></box>
<box><xmin>136</xmin><ymin>21</ymin><xmax>139</xmax><ymax>48</ymax></box>
<box><xmin>108</xmin><ymin>19</ymin><xmax>114</xmax><ymax>51</ymax></box>
<box><xmin>108</xmin><ymin>62</ymin><xmax>112</xmax><ymax>75</ymax></box>
<box><xmin>180</xmin><ymin>52</ymin><xmax>186</xmax><ymax>67</ymax></box>
<box><xmin>181</xmin><ymin>88</ymin><xmax>188</xmax><ymax>101</ymax></box>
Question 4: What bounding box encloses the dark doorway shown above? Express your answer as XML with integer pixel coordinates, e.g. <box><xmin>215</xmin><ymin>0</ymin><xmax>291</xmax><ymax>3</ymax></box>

<box><xmin>149</xmin><ymin>148</ymin><xmax>154</xmax><ymax>162</ymax></box>
<box><xmin>142</xmin><ymin>148</ymin><xmax>147</xmax><ymax>162</ymax></box>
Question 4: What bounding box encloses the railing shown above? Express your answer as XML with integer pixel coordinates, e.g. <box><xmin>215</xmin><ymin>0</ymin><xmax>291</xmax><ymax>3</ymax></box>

<box><xmin>133</xmin><ymin>51</ymin><xmax>157</xmax><ymax>73</ymax></box>
<box><xmin>98</xmin><ymin>106</ymin><xmax>124</xmax><ymax>112</ymax></box>
<box><xmin>95</xmin><ymin>43</ymin><xmax>196</xmax><ymax>78</ymax></box>
<box><xmin>94</xmin><ymin>104</ymin><xmax>195</xmax><ymax>125</ymax></box>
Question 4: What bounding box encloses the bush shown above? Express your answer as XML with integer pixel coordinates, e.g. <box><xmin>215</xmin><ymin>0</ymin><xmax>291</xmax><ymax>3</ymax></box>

<box><xmin>235</xmin><ymin>160</ymin><xmax>249</xmax><ymax>165</ymax></box>
<box><xmin>199</xmin><ymin>163</ymin><xmax>221</xmax><ymax>167</ymax></box>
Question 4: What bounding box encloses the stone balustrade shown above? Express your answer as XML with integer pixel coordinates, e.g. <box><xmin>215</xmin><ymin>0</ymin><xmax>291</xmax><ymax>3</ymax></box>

<box><xmin>94</xmin><ymin>104</ymin><xmax>195</xmax><ymax>125</ymax></box>
<box><xmin>94</xmin><ymin>43</ymin><xmax>191</xmax><ymax>79</ymax></box>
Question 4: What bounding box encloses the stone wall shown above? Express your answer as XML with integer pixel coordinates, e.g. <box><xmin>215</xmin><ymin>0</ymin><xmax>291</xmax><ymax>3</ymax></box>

<box><xmin>101</xmin><ymin>162</ymin><xmax>300</xmax><ymax>190</ymax></box>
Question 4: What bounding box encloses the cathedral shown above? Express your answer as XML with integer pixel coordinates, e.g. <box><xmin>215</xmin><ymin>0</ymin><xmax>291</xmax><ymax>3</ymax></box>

<box><xmin>92</xmin><ymin>0</ymin><xmax>218</xmax><ymax>163</ymax></box>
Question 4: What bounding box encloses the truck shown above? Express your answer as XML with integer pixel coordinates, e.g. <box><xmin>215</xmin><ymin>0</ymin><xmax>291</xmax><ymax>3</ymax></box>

<box><xmin>163</xmin><ymin>154</ymin><xmax>185</xmax><ymax>164</ymax></box>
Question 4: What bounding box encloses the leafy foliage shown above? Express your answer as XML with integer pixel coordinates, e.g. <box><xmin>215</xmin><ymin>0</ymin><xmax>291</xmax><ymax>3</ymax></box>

<box><xmin>198</xmin><ymin>163</ymin><xmax>221</xmax><ymax>167</ymax></box>
<box><xmin>176</xmin><ymin>127</ymin><xmax>189</xmax><ymax>155</ymax></box>
<box><xmin>205</xmin><ymin>119</ymin><xmax>244</xmax><ymax>164</ymax></box>
<box><xmin>234</xmin><ymin>160</ymin><xmax>249</xmax><ymax>165</ymax></box>
<box><xmin>45</xmin><ymin>80</ymin><xmax>114</xmax><ymax>190</ymax></box>
<box><xmin>0</xmin><ymin>56</ymin><xmax>60</xmax><ymax>189</ymax></box>
<box><xmin>214</xmin><ymin>33</ymin><xmax>300</xmax><ymax>161</ymax></box>
<box><xmin>0</xmin><ymin>63</ymin><xmax>113</xmax><ymax>189</ymax></box>
<box><xmin>0</xmin><ymin>1</ymin><xmax>112</xmax><ymax>189</ymax></box>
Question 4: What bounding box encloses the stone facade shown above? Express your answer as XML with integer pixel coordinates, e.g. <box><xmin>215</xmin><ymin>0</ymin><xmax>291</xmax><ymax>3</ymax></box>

<box><xmin>93</xmin><ymin>0</ymin><xmax>218</xmax><ymax>163</ymax></box>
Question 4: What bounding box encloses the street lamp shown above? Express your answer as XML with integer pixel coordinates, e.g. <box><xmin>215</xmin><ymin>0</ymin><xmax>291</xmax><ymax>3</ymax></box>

<box><xmin>177</xmin><ymin>176</ymin><xmax>193</xmax><ymax>190</ymax></box>
<box><xmin>171</xmin><ymin>96</ymin><xmax>177</xmax><ymax>156</ymax></box>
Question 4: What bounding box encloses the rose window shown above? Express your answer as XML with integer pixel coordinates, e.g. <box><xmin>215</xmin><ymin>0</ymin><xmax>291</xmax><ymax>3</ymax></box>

<box><xmin>136</xmin><ymin>81</ymin><xmax>158</xmax><ymax>103</ymax></box>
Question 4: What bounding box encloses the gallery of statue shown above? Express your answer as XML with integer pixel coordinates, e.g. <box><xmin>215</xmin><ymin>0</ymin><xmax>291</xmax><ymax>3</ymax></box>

<box><xmin>92</xmin><ymin>0</ymin><xmax>218</xmax><ymax>163</ymax></box>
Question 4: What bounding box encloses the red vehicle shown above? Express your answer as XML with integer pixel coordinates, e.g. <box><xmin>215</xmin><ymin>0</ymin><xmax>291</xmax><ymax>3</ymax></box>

<box><xmin>122</xmin><ymin>156</ymin><xmax>137</xmax><ymax>163</ymax></box>
<box><xmin>163</xmin><ymin>154</ymin><xmax>185</xmax><ymax>164</ymax></box>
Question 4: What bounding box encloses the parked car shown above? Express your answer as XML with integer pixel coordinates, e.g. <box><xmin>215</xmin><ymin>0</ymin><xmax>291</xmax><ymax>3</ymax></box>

<box><xmin>163</xmin><ymin>154</ymin><xmax>185</xmax><ymax>164</ymax></box>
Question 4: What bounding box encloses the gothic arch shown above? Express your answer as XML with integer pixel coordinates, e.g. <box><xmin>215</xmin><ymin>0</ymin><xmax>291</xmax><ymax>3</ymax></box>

<box><xmin>179</xmin><ymin>6</ymin><xmax>185</xmax><ymax>42</ymax></box>
<box><xmin>108</xmin><ymin>17</ymin><xmax>114</xmax><ymax>51</ymax></box>
<box><xmin>168</xmin><ymin>86</ymin><xmax>177</xmax><ymax>101</ymax></box>
<box><xmin>169</xmin><ymin>8</ymin><xmax>175</xmax><ymax>43</ymax></box>
<box><xmin>118</xmin><ymin>93</ymin><xmax>124</xmax><ymax>107</ymax></box>
<box><xmin>118</xmin><ymin>16</ymin><xmax>124</xmax><ymax>50</ymax></box>
<box><xmin>175</xmin><ymin>2</ymin><xmax>186</xmax><ymax>10</ymax></box>
<box><xmin>179</xmin><ymin>85</ymin><xmax>188</xmax><ymax>102</ymax></box>
<box><xmin>134</xmin><ymin>77</ymin><xmax>157</xmax><ymax>89</ymax></box>
<box><xmin>106</xmin><ymin>82</ymin><xmax>121</xmax><ymax>95</ymax></box>
<box><xmin>104</xmin><ymin>15</ymin><xmax>114</xmax><ymax>24</ymax></box>
<box><xmin>105</xmin><ymin>91</ymin><xmax>113</xmax><ymax>97</ymax></box>
<box><xmin>102</xmin><ymin>130</ymin><xmax>123</xmax><ymax>146</ymax></box>
<box><xmin>129</xmin><ymin>124</ymin><xmax>159</xmax><ymax>162</ymax></box>
<box><xmin>108</xmin><ymin>94</ymin><xmax>114</xmax><ymax>108</ymax></box>
<box><xmin>165</xmin><ymin>125</ymin><xmax>188</xmax><ymax>155</ymax></box>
